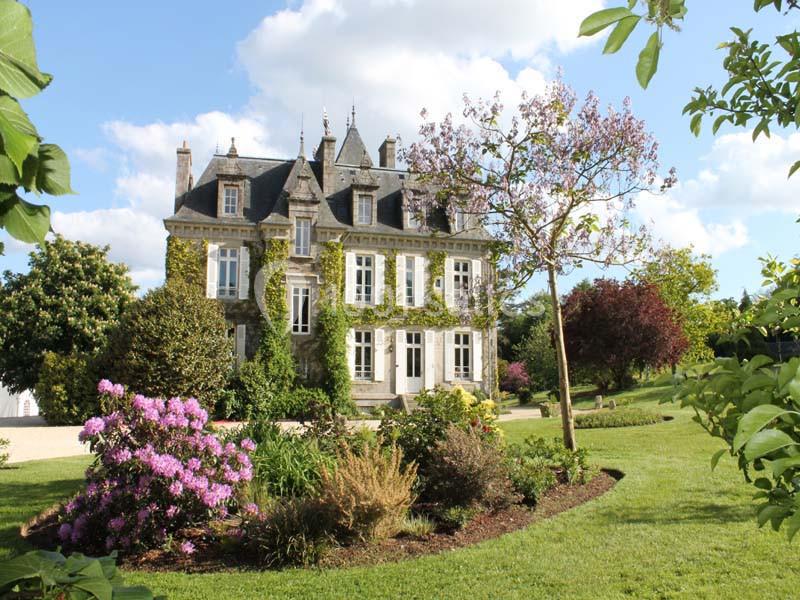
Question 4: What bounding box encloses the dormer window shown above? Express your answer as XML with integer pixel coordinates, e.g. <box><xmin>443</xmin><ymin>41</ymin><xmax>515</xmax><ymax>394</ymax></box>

<box><xmin>223</xmin><ymin>186</ymin><xmax>238</xmax><ymax>216</ymax></box>
<box><xmin>357</xmin><ymin>194</ymin><xmax>373</xmax><ymax>225</ymax></box>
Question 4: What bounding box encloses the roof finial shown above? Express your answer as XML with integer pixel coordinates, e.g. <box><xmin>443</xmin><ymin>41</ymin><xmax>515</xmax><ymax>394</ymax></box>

<box><xmin>346</xmin><ymin>111</ymin><xmax>350</xmax><ymax>129</ymax></box>
<box><xmin>298</xmin><ymin>114</ymin><xmax>305</xmax><ymax>158</ymax></box>
<box><xmin>351</xmin><ymin>101</ymin><xmax>356</xmax><ymax>127</ymax></box>
<box><xmin>323</xmin><ymin>106</ymin><xmax>331</xmax><ymax>136</ymax></box>
<box><xmin>227</xmin><ymin>137</ymin><xmax>238</xmax><ymax>157</ymax></box>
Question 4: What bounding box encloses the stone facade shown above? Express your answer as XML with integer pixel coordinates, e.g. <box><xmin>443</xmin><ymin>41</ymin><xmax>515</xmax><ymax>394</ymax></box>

<box><xmin>164</xmin><ymin>117</ymin><xmax>497</xmax><ymax>408</ymax></box>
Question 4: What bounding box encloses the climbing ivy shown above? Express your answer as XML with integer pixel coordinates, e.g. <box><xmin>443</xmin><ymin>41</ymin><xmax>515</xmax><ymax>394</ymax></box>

<box><xmin>165</xmin><ymin>236</ymin><xmax>207</xmax><ymax>292</ymax></box>
<box><xmin>258</xmin><ymin>238</ymin><xmax>294</xmax><ymax>392</ymax></box>
<box><xmin>319</xmin><ymin>240</ymin><xmax>345</xmax><ymax>304</ymax></box>
<box><xmin>384</xmin><ymin>249</ymin><xmax>397</xmax><ymax>309</ymax></box>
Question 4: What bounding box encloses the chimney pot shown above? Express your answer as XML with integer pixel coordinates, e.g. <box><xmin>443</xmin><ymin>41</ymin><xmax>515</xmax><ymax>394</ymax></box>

<box><xmin>379</xmin><ymin>136</ymin><xmax>396</xmax><ymax>169</ymax></box>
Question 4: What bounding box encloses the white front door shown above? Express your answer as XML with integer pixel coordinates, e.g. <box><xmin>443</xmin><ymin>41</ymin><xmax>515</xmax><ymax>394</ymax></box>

<box><xmin>406</xmin><ymin>331</ymin><xmax>423</xmax><ymax>393</ymax></box>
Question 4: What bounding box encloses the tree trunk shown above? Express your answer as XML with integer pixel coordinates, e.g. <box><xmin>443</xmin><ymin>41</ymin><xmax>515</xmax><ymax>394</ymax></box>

<box><xmin>547</xmin><ymin>264</ymin><xmax>577</xmax><ymax>451</ymax></box>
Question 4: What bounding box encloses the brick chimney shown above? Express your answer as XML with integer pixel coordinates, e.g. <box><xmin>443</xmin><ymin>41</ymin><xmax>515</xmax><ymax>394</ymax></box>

<box><xmin>175</xmin><ymin>140</ymin><xmax>192</xmax><ymax>212</ymax></box>
<box><xmin>379</xmin><ymin>136</ymin><xmax>396</xmax><ymax>169</ymax></box>
<box><xmin>316</xmin><ymin>135</ymin><xmax>337</xmax><ymax>195</ymax></box>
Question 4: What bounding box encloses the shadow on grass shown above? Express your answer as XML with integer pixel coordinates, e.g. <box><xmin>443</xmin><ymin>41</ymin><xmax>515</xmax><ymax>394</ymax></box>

<box><xmin>0</xmin><ymin>478</ymin><xmax>83</xmax><ymax>555</ymax></box>
<box><xmin>595</xmin><ymin>501</ymin><xmax>752</xmax><ymax>526</ymax></box>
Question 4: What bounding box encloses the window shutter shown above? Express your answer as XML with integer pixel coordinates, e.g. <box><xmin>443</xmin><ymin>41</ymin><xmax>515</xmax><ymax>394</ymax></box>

<box><xmin>395</xmin><ymin>329</ymin><xmax>406</xmax><ymax>394</ymax></box>
<box><xmin>396</xmin><ymin>254</ymin><xmax>406</xmax><ymax>307</ymax></box>
<box><xmin>345</xmin><ymin>252</ymin><xmax>356</xmax><ymax>304</ymax></box>
<box><xmin>374</xmin><ymin>328</ymin><xmax>385</xmax><ymax>381</ymax></box>
<box><xmin>472</xmin><ymin>329</ymin><xmax>483</xmax><ymax>382</ymax></box>
<box><xmin>206</xmin><ymin>243</ymin><xmax>219</xmax><ymax>299</ymax></box>
<box><xmin>235</xmin><ymin>324</ymin><xmax>246</xmax><ymax>366</ymax></box>
<box><xmin>444</xmin><ymin>330</ymin><xmax>455</xmax><ymax>382</ymax></box>
<box><xmin>375</xmin><ymin>254</ymin><xmax>385</xmax><ymax>306</ymax></box>
<box><xmin>346</xmin><ymin>328</ymin><xmax>355</xmax><ymax>379</ymax></box>
<box><xmin>471</xmin><ymin>259</ymin><xmax>481</xmax><ymax>300</ymax></box>
<box><xmin>424</xmin><ymin>330</ymin><xmax>435</xmax><ymax>390</ymax></box>
<box><xmin>414</xmin><ymin>256</ymin><xmax>425</xmax><ymax>307</ymax></box>
<box><xmin>444</xmin><ymin>257</ymin><xmax>454</xmax><ymax>307</ymax></box>
<box><xmin>238</xmin><ymin>246</ymin><xmax>250</xmax><ymax>299</ymax></box>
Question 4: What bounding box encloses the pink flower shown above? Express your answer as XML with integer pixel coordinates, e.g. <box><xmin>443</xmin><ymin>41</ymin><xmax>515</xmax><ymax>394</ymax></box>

<box><xmin>179</xmin><ymin>540</ymin><xmax>195</xmax><ymax>555</ymax></box>
<box><xmin>79</xmin><ymin>417</ymin><xmax>105</xmax><ymax>441</ymax></box>
<box><xmin>58</xmin><ymin>523</ymin><xmax>72</xmax><ymax>541</ymax></box>
<box><xmin>97</xmin><ymin>379</ymin><xmax>114</xmax><ymax>395</ymax></box>
<box><xmin>108</xmin><ymin>516</ymin><xmax>126</xmax><ymax>532</ymax></box>
<box><xmin>169</xmin><ymin>481</ymin><xmax>184</xmax><ymax>497</ymax></box>
<box><xmin>240</xmin><ymin>438</ymin><xmax>256</xmax><ymax>452</ymax></box>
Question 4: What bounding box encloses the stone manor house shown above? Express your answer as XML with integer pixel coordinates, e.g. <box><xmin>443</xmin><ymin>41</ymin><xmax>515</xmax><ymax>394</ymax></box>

<box><xmin>164</xmin><ymin>112</ymin><xmax>497</xmax><ymax>408</ymax></box>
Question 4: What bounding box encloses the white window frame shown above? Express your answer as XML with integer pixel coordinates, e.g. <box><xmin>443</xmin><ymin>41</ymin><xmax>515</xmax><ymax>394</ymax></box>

<box><xmin>355</xmin><ymin>254</ymin><xmax>373</xmax><ymax>304</ymax></box>
<box><xmin>357</xmin><ymin>194</ymin><xmax>373</xmax><ymax>225</ymax></box>
<box><xmin>223</xmin><ymin>187</ymin><xmax>238</xmax><ymax>216</ymax></box>
<box><xmin>294</xmin><ymin>217</ymin><xmax>311</xmax><ymax>256</ymax></box>
<box><xmin>354</xmin><ymin>330</ymin><xmax>373</xmax><ymax>380</ymax></box>
<box><xmin>407</xmin><ymin>209</ymin><xmax>420</xmax><ymax>229</ymax></box>
<box><xmin>405</xmin><ymin>256</ymin><xmax>414</xmax><ymax>306</ymax></box>
<box><xmin>454</xmin><ymin>332</ymin><xmax>471</xmax><ymax>380</ymax></box>
<box><xmin>454</xmin><ymin>209</ymin><xmax>465</xmax><ymax>232</ymax></box>
<box><xmin>291</xmin><ymin>286</ymin><xmax>310</xmax><ymax>334</ymax></box>
<box><xmin>453</xmin><ymin>260</ymin><xmax>470</xmax><ymax>302</ymax></box>
<box><xmin>217</xmin><ymin>247</ymin><xmax>238</xmax><ymax>298</ymax></box>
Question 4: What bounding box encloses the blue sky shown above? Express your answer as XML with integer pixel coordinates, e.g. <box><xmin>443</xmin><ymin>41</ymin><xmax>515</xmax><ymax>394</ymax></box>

<box><xmin>2</xmin><ymin>0</ymin><xmax>798</xmax><ymax>300</ymax></box>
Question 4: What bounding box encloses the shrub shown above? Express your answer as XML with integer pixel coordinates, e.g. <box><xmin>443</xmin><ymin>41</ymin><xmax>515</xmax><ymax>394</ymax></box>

<box><xmin>241</xmin><ymin>496</ymin><xmax>333</xmax><ymax>568</ymax></box>
<box><xmin>506</xmin><ymin>455</ymin><xmax>558</xmax><ymax>505</ymax></box>
<box><xmin>379</xmin><ymin>386</ymin><xmax>500</xmax><ymax>473</ymax></box>
<box><xmin>432</xmin><ymin>506</ymin><xmax>479</xmax><ymax>531</ymax></box>
<box><xmin>0</xmin><ymin>550</ymin><xmax>163</xmax><ymax>599</ymax></box>
<box><xmin>574</xmin><ymin>407</ymin><xmax>663</xmax><ymax>429</ymax></box>
<box><xmin>320</xmin><ymin>442</ymin><xmax>417</xmax><ymax>541</ymax></box>
<box><xmin>509</xmin><ymin>436</ymin><xmax>593</xmax><ymax>486</ymax></box>
<box><xmin>268</xmin><ymin>386</ymin><xmax>330</xmax><ymax>421</ymax></box>
<box><xmin>0</xmin><ymin>437</ymin><xmax>8</xmax><ymax>468</ymax></box>
<box><xmin>315</xmin><ymin>305</ymin><xmax>355</xmax><ymax>415</ymax></box>
<box><xmin>102</xmin><ymin>281</ymin><xmax>230</xmax><ymax>409</ymax></box>
<box><xmin>217</xmin><ymin>359</ymin><xmax>273</xmax><ymax>420</ymax></box>
<box><xmin>58</xmin><ymin>381</ymin><xmax>254</xmax><ymax>554</ymax></box>
<box><xmin>501</xmin><ymin>361</ymin><xmax>530</xmax><ymax>394</ymax></box>
<box><xmin>235</xmin><ymin>420</ymin><xmax>334</xmax><ymax>499</ymax></box>
<box><xmin>35</xmin><ymin>351</ymin><xmax>101</xmax><ymax>425</ymax></box>
<box><xmin>424</xmin><ymin>425</ymin><xmax>518</xmax><ymax>510</ymax></box>
<box><xmin>258</xmin><ymin>316</ymin><xmax>295</xmax><ymax>393</ymax></box>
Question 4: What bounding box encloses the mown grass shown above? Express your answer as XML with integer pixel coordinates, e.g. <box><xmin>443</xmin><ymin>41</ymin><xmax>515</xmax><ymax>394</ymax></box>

<box><xmin>2</xmin><ymin>386</ymin><xmax>798</xmax><ymax>599</ymax></box>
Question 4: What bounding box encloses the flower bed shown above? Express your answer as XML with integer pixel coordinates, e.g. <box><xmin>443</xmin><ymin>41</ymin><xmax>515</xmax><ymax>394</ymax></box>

<box><xmin>574</xmin><ymin>407</ymin><xmax>665</xmax><ymax>429</ymax></box>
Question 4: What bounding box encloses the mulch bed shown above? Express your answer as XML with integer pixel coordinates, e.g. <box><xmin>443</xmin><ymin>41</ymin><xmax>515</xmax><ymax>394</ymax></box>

<box><xmin>22</xmin><ymin>469</ymin><xmax>621</xmax><ymax>573</ymax></box>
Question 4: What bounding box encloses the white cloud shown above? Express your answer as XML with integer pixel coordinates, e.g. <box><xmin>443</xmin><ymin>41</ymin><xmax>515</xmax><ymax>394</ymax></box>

<box><xmin>74</xmin><ymin>147</ymin><xmax>111</xmax><ymax>172</ymax></box>
<box><xmin>680</xmin><ymin>130</ymin><xmax>800</xmax><ymax>213</ymax></box>
<box><xmin>237</xmin><ymin>0</ymin><xmax>601</xmax><ymax>154</ymax></box>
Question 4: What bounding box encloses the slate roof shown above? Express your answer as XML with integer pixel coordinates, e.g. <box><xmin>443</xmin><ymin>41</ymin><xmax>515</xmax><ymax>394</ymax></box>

<box><xmin>166</xmin><ymin>128</ymin><xmax>490</xmax><ymax>242</ymax></box>
<box><xmin>335</xmin><ymin>125</ymin><xmax>372</xmax><ymax>167</ymax></box>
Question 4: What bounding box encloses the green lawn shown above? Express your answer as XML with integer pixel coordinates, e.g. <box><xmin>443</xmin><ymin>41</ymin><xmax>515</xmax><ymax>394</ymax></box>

<box><xmin>2</xmin><ymin>386</ymin><xmax>798</xmax><ymax>599</ymax></box>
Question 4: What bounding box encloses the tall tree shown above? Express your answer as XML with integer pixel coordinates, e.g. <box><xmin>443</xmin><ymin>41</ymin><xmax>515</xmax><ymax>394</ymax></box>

<box><xmin>562</xmin><ymin>278</ymin><xmax>688</xmax><ymax>391</ymax></box>
<box><xmin>403</xmin><ymin>80</ymin><xmax>672</xmax><ymax>450</ymax></box>
<box><xmin>0</xmin><ymin>0</ymin><xmax>74</xmax><ymax>253</ymax></box>
<box><xmin>633</xmin><ymin>245</ymin><xmax>719</xmax><ymax>362</ymax></box>
<box><xmin>579</xmin><ymin>1</ymin><xmax>800</xmax><ymax>176</ymax></box>
<box><xmin>0</xmin><ymin>236</ymin><xmax>135</xmax><ymax>392</ymax></box>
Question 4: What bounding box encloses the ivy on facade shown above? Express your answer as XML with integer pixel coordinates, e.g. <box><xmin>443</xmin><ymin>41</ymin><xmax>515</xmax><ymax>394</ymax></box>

<box><xmin>164</xmin><ymin>236</ymin><xmax>207</xmax><ymax>292</ymax></box>
<box><xmin>257</xmin><ymin>238</ymin><xmax>295</xmax><ymax>392</ymax></box>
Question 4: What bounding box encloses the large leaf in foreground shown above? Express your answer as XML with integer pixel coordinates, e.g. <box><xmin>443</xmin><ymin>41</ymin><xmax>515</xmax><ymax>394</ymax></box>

<box><xmin>0</xmin><ymin>0</ymin><xmax>52</xmax><ymax>98</ymax></box>
<box><xmin>0</xmin><ymin>193</ymin><xmax>49</xmax><ymax>243</ymax></box>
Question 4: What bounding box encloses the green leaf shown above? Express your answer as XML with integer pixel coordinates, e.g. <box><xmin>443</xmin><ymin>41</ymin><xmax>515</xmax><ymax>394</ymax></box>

<box><xmin>0</xmin><ymin>94</ymin><xmax>38</xmax><ymax>175</ymax></box>
<box><xmin>0</xmin><ymin>0</ymin><xmax>52</xmax><ymax>98</ymax></box>
<box><xmin>0</xmin><ymin>193</ymin><xmax>50</xmax><ymax>243</ymax></box>
<box><xmin>710</xmin><ymin>448</ymin><xmax>726</xmax><ymax>470</ymax></box>
<box><xmin>36</xmin><ymin>143</ymin><xmax>74</xmax><ymax>195</ymax></box>
<box><xmin>789</xmin><ymin>160</ymin><xmax>800</xmax><ymax>179</ymax></box>
<box><xmin>757</xmin><ymin>503</ymin><xmax>788</xmax><ymax>527</ymax></box>
<box><xmin>579</xmin><ymin>7</ymin><xmax>634</xmax><ymax>37</ymax></box>
<box><xmin>744</xmin><ymin>429</ymin><xmax>798</xmax><ymax>461</ymax></box>
<box><xmin>770</xmin><ymin>455</ymin><xmax>800</xmax><ymax>478</ymax></box>
<box><xmin>734</xmin><ymin>404</ymin><xmax>792</xmax><ymax>452</ymax></box>
<box><xmin>690</xmin><ymin>113</ymin><xmax>702</xmax><ymax>136</ymax></box>
<box><xmin>73</xmin><ymin>575</ymin><xmax>114</xmax><ymax>600</ymax></box>
<box><xmin>786</xmin><ymin>509</ymin><xmax>800</xmax><ymax>541</ymax></box>
<box><xmin>753</xmin><ymin>118</ymin><xmax>770</xmax><ymax>141</ymax></box>
<box><xmin>603</xmin><ymin>15</ymin><xmax>641</xmax><ymax>54</ymax></box>
<box><xmin>740</xmin><ymin>373</ymin><xmax>774</xmax><ymax>395</ymax></box>
<box><xmin>788</xmin><ymin>379</ymin><xmax>800</xmax><ymax>403</ymax></box>
<box><xmin>636</xmin><ymin>32</ymin><xmax>660</xmax><ymax>89</ymax></box>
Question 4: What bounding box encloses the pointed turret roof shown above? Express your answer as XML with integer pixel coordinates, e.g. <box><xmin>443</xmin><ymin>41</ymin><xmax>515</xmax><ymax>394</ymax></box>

<box><xmin>336</xmin><ymin>106</ymin><xmax>372</xmax><ymax>166</ymax></box>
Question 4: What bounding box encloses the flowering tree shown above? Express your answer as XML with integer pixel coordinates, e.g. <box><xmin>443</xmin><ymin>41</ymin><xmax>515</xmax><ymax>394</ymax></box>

<box><xmin>403</xmin><ymin>80</ymin><xmax>673</xmax><ymax>449</ymax></box>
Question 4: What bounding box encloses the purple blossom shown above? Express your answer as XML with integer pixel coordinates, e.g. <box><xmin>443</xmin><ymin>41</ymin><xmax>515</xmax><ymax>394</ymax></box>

<box><xmin>97</xmin><ymin>379</ymin><xmax>114</xmax><ymax>395</ymax></box>
<box><xmin>79</xmin><ymin>417</ymin><xmax>106</xmax><ymax>441</ymax></box>
<box><xmin>58</xmin><ymin>523</ymin><xmax>72</xmax><ymax>541</ymax></box>
<box><xmin>179</xmin><ymin>540</ymin><xmax>195</xmax><ymax>555</ymax></box>
<box><xmin>240</xmin><ymin>438</ymin><xmax>256</xmax><ymax>452</ymax></box>
<box><xmin>108</xmin><ymin>516</ymin><xmax>126</xmax><ymax>532</ymax></box>
<box><xmin>169</xmin><ymin>481</ymin><xmax>184</xmax><ymax>497</ymax></box>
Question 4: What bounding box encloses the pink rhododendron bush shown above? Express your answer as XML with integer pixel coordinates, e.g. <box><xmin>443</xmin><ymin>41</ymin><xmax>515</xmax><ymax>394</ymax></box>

<box><xmin>57</xmin><ymin>380</ymin><xmax>255</xmax><ymax>554</ymax></box>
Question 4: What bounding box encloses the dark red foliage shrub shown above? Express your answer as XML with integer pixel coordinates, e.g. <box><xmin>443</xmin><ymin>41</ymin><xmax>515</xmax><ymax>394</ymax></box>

<box><xmin>562</xmin><ymin>278</ymin><xmax>687</xmax><ymax>391</ymax></box>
